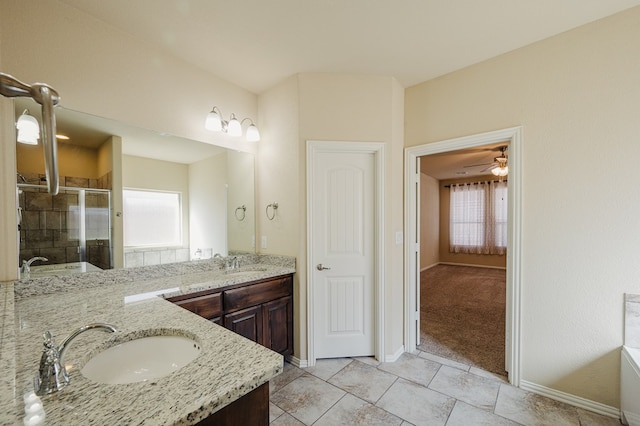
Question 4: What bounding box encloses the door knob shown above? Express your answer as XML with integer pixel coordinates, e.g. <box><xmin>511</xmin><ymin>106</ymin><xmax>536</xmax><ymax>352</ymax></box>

<box><xmin>316</xmin><ymin>263</ymin><xmax>331</xmax><ymax>271</ymax></box>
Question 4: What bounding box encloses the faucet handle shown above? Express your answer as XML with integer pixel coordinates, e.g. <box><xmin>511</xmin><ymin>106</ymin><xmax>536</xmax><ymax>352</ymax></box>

<box><xmin>42</xmin><ymin>330</ymin><xmax>54</xmax><ymax>347</ymax></box>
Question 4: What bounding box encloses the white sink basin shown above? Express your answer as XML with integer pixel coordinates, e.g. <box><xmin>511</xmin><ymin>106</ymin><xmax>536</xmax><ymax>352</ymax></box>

<box><xmin>81</xmin><ymin>335</ymin><xmax>201</xmax><ymax>384</ymax></box>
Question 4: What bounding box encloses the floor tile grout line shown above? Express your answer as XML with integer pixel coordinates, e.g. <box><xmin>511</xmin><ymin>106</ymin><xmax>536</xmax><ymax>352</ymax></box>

<box><xmin>309</xmin><ymin>391</ymin><xmax>348</xmax><ymax>426</ymax></box>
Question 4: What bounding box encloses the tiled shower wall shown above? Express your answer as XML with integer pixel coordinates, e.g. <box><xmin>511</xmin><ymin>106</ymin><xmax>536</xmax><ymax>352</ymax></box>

<box><xmin>18</xmin><ymin>172</ymin><xmax>113</xmax><ymax>270</ymax></box>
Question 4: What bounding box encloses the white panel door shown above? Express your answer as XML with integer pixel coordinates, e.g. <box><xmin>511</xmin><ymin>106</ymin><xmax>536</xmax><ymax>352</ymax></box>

<box><xmin>312</xmin><ymin>151</ymin><xmax>375</xmax><ymax>358</ymax></box>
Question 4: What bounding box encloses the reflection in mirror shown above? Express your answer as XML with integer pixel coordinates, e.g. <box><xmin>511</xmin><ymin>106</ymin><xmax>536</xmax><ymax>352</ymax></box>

<box><xmin>14</xmin><ymin>99</ymin><xmax>255</xmax><ymax>274</ymax></box>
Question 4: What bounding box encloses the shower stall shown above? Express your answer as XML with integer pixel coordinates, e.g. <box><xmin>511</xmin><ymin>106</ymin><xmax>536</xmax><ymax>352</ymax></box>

<box><xmin>18</xmin><ymin>184</ymin><xmax>113</xmax><ymax>271</ymax></box>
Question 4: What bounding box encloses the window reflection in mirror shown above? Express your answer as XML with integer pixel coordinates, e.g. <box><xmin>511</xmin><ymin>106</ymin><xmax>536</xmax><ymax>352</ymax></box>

<box><xmin>14</xmin><ymin>99</ymin><xmax>256</xmax><ymax>274</ymax></box>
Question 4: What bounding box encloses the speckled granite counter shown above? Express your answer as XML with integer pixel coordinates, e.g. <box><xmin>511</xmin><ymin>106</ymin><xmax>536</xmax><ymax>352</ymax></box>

<box><xmin>0</xmin><ymin>255</ymin><xmax>295</xmax><ymax>425</ymax></box>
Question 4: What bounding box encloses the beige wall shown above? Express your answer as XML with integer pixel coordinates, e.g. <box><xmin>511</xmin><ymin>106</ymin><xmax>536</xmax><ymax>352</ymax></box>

<box><xmin>258</xmin><ymin>73</ymin><xmax>405</xmax><ymax>360</ymax></box>
<box><xmin>406</xmin><ymin>6</ymin><xmax>640</xmax><ymax>407</ymax></box>
<box><xmin>17</xmin><ymin>143</ymin><xmax>100</xmax><ymax>179</ymax></box>
<box><xmin>420</xmin><ymin>172</ymin><xmax>439</xmax><ymax>269</ymax></box>
<box><xmin>189</xmin><ymin>153</ymin><xmax>228</xmax><ymax>257</ymax></box>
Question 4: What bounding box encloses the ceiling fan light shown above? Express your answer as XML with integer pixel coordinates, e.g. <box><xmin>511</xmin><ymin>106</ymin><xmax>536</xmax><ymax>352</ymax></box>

<box><xmin>492</xmin><ymin>165</ymin><xmax>508</xmax><ymax>176</ymax></box>
<box><xmin>246</xmin><ymin>124</ymin><xmax>260</xmax><ymax>142</ymax></box>
<box><xmin>16</xmin><ymin>112</ymin><xmax>40</xmax><ymax>145</ymax></box>
<box><xmin>205</xmin><ymin>109</ymin><xmax>222</xmax><ymax>131</ymax></box>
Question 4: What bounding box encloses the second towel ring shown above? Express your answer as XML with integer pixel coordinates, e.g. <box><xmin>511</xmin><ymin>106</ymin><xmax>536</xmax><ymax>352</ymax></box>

<box><xmin>235</xmin><ymin>205</ymin><xmax>246</xmax><ymax>221</ymax></box>
<box><xmin>266</xmin><ymin>202</ymin><xmax>278</xmax><ymax>220</ymax></box>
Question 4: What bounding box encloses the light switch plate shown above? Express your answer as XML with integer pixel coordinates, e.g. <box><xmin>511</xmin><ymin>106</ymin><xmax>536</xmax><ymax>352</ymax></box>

<box><xmin>395</xmin><ymin>231</ymin><xmax>403</xmax><ymax>245</ymax></box>
<box><xmin>261</xmin><ymin>235</ymin><xmax>267</xmax><ymax>249</ymax></box>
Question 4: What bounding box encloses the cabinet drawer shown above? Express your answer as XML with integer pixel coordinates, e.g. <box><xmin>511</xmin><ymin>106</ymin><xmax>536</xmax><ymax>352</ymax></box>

<box><xmin>172</xmin><ymin>292</ymin><xmax>222</xmax><ymax>320</ymax></box>
<box><xmin>224</xmin><ymin>276</ymin><xmax>292</xmax><ymax>312</ymax></box>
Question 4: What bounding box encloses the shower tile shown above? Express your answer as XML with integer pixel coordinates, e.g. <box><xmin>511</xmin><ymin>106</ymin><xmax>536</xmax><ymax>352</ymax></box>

<box><xmin>25</xmin><ymin>192</ymin><xmax>52</xmax><ymax>210</ymax></box>
<box><xmin>65</xmin><ymin>176</ymin><xmax>90</xmax><ymax>188</ymax></box>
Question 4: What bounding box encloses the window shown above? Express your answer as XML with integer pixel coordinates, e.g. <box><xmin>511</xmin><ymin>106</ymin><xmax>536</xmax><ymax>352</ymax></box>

<box><xmin>123</xmin><ymin>189</ymin><xmax>181</xmax><ymax>247</ymax></box>
<box><xmin>449</xmin><ymin>181</ymin><xmax>507</xmax><ymax>255</ymax></box>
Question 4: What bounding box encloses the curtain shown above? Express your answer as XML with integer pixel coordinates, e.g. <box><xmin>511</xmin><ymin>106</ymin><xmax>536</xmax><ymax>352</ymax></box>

<box><xmin>449</xmin><ymin>180</ymin><xmax>507</xmax><ymax>255</ymax></box>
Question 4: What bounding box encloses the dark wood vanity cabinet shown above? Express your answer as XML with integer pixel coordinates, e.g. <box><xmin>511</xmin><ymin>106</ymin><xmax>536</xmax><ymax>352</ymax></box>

<box><xmin>224</xmin><ymin>305</ymin><xmax>263</xmax><ymax>343</ymax></box>
<box><xmin>167</xmin><ymin>274</ymin><xmax>293</xmax><ymax>356</ymax></box>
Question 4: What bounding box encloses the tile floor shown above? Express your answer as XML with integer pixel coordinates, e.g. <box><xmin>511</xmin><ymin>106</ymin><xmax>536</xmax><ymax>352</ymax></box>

<box><xmin>269</xmin><ymin>351</ymin><xmax>622</xmax><ymax>426</ymax></box>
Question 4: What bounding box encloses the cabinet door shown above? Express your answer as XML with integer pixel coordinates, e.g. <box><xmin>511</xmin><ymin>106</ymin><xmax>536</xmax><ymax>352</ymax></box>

<box><xmin>262</xmin><ymin>296</ymin><xmax>293</xmax><ymax>356</ymax></box>
<box><xmin>224</xmin><ymin>305</ymin><xmax>263</xmax><ymax>344</ymax></box>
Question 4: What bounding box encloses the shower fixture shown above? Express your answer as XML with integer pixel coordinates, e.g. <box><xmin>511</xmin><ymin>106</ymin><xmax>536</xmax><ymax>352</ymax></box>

<box><xmin>1</xmin><ymin>72</ymin><xmax>60</xmax><ymax>195</ymax></box>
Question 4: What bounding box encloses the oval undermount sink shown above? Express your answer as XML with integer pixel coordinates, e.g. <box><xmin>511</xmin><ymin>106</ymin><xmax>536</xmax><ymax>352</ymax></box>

<box><xmin>81</xmin><ymin>335</ymin><xmax>201</xmax><ymax>384</ymax></box>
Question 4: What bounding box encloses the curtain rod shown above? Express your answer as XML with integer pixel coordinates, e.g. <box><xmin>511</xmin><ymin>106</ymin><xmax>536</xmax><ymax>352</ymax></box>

<box><xmin>444</xmin><ymin>180</ymin><xmax>507</xmax><ymax>188</ymax></box>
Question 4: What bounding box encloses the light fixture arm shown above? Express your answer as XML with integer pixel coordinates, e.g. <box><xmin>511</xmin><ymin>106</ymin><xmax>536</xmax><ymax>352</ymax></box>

<box><xmin>1</xmin><ymin>72</ymin><xmax>60</xmax><ymax>195</ymax></box>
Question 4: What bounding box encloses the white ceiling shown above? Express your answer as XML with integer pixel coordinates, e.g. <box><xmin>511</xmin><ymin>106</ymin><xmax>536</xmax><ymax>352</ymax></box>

<box><xmin>60</xmin><ymin>0</ymin><xmax>640</xmax><ymax>94</ymax></box>
<box><xmin>420</xmin><ymin>142</ymin><xmax>509</xmax><ymax>180</ymax></box>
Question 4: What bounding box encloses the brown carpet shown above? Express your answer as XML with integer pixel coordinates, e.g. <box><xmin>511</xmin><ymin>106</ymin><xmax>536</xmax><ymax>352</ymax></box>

<box><xmin>418</xmin><ymin>264</ymin><xmax>507</xmax><ymax>376</ymax></box>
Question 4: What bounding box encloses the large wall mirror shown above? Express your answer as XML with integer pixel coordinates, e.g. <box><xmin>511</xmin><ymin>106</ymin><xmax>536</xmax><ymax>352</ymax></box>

<box><xmin>14</xmin><ymin>98</ymin><xmax>255</xmax><ymax>275</ymax></box>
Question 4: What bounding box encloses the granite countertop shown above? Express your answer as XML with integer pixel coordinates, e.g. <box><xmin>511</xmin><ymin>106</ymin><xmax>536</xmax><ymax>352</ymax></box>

<box><xmin>0</xmin><ymin>255</ymin><xmax>295</xmax><ymax>425</ymax></box>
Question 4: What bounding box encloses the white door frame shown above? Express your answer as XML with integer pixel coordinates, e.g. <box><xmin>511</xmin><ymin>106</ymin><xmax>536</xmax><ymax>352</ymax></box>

<box><xmin>404</xmin><ymin>127</ymin><xmax>522</xmax><ymax>386</ymax></box>
<box><xmin>307</xmin><ymin>140</ymin><xmax>385</xmax><ymax>367</ymax></box>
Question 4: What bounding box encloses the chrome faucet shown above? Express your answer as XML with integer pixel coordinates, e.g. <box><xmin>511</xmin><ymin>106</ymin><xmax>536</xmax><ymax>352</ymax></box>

<box><xmin>225</xmin><ymin>256</ymin><xmax>239</xmax><ymax>271</ymax></box>
<box><xmin>20</xmin><ymin>256</ymin><xmax>48</xmax><ymax>280</ymax></box>
<box><xmin>34</xmin><ymin>323</ymin><xmax>117</xmax><ymax>395</ymax></box>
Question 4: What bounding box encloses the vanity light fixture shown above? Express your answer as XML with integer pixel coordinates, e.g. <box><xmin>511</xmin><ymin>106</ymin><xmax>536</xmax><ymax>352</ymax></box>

<box><xmin>205</xmin><ymin>106</ymin><xmax>260</xmax><ymax>141</ymax></box>
<box><xmin>16</xmin><ymin>109</ymin><xmax>40</xmax><ymax>145</ymax></box>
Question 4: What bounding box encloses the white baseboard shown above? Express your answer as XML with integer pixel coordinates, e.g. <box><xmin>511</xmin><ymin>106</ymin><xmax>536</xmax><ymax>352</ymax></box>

<box><xmin>519</xmin><ymin>380</ymin><xmax>620</xmax><ymax>419</ymax></box>
<box><xmin>286</xmin><ymin>355</ymin><xmax>308</xmax><ymax>368</ymax></box>
<box><xmin>385</xmin><ymin>345</ymin><xmax>405</xmax><ymax>362</ymax></box>
<box><xmin>438</xmin><ymin>261</ymin><xmax>506</xmax><ymax>270</ymax></box>
<box><xmin>420</xmin><ymin>263</ymin><xmax>439</xmax><ymax>272</ymax></box>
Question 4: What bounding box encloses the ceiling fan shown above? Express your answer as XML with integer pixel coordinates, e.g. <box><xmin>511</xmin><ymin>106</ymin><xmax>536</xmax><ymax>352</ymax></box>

<box><xmin>463</xmin><ymin>145</ymin><xmax>508</xmax><ymax>176</ymax></box>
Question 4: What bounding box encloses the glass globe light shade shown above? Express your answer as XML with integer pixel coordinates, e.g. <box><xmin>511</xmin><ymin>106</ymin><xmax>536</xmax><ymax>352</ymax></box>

<box><xmin>205</xmin><ymin>109</ymin><xmax>222</xmax><ymax>131</ymax></box>
<box><xmin>227</xmin><ymin>115</ymin><xmax>242</xmax><ymax>137</ymax></box>
<box><xmin>16</xmin><ymin>113</ymin><xmax>40</xmax><ymax>145</ymax></box>
<box><xmin>246</xmin><ymin>124</ymin><xmax>260</xmax><ymax>142</ymax></box>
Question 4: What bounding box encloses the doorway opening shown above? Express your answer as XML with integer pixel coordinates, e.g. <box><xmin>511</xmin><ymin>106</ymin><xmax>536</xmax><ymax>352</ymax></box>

<box><xmin>404</xmin><ymin>127</ymin><xmax>522</xmax><ymax>386</ymax></box>
<box><xmin>419</xmin><ymin>142</ymin><xmax>508</xmax><ymax>376</ymax></box>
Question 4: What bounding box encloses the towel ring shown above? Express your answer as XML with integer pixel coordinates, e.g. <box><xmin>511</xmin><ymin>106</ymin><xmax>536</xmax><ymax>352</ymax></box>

<box><xmin>234</xmin><ymin>205</ymin><xmax>246</xmax><ymax>221</ymax></box>
<box><xmin>266</xmin><ymin>202</ymin><xmax>278</xmax><ymax>220</ymax></box>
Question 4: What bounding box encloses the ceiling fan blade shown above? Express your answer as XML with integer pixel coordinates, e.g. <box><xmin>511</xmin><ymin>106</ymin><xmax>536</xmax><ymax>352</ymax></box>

<box><xmin>463</xmin><ymin>162</ymin><xmax>494</xmax><ymax>168</ymax></box>
<box><xmin>480</xmin><ymin>164</ymin><xmax>498</xmax><ymax>173</ymax></box>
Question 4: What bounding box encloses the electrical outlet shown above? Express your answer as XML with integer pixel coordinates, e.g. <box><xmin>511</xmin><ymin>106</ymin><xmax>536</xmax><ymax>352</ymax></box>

<box><xmin>261</xmin><ymin>235</ymin><xmax>267</xmax><ymax>249</ymax></box>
